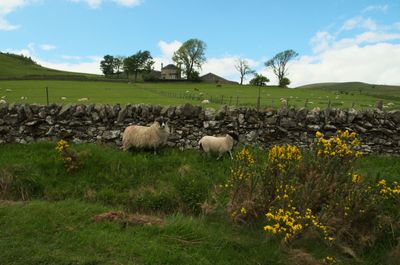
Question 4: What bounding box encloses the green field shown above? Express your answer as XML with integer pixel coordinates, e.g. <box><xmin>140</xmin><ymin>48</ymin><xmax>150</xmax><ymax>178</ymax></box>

<box><xmin>1</xmin><ymin>80</ymin><xmax>400</xmax><ymax>109</ymax></box>
<box><xmin>1</xmin><ymin>142</ymin><xmax>399</xmax><ymax>265</ymax></box>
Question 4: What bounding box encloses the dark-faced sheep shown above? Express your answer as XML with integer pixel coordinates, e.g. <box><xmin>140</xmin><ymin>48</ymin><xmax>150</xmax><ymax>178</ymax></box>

<box><xmin>199</xmin><ymin>133</ymin><xmax>239</xmax><ymax>160</ymax></box>
<box><xmin>122</xmin><ymin>117</ymin><xmax>170</xmax><ymax>154</ymax></box>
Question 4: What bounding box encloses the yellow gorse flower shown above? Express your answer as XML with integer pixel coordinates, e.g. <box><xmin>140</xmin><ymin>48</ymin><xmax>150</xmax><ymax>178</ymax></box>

<box><xmin>378</xmin><ymin>179</ymin><xmax>400</xmax><ymax>198</ymax></box>
<box><xmin>264</xmin><ymin>207</ymin><xmax>333</xmax><ymax>242</ymax></box>
<box><xmin>314</xmin><ymin>130</ymin><xmax>363</xmax><ymax>159</ymax></box>
<box><xmin>268</xmin><ymin>144</ymin><xmax>302</xmax><ymax>172</ymax></box>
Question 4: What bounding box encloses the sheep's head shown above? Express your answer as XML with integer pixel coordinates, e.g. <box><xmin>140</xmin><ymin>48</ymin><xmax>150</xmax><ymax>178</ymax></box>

<box><xmin>227</xmin><ymin>132</ymin><xmax>239</xmax><ymax>142</ymax></box>
<box><xmin>155</xmin><ymin>117</ymin><xmax>168</xmax><ymax>129</ymax></box>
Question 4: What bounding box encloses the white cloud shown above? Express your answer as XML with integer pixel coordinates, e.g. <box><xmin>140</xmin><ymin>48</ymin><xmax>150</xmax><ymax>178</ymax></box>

<box><xmin>153</xmin><ymin>40</ymin><xmax>182</xmax><ymax>70</ymax></box>
<box><xmin>0</xmin><ymin>0</ymin><xmax>38</xmax><ymax>30</ymax></box>
<box><xmin>289</xmin><ymin>43</ymin><xmax>400</xmax><ymax>87</ymax></box>
<box><xmin>340</xmin><ymin>16</ymin><xmax>377</xmax><ymax>32</ymax></box>
<box><xmin>362</xmin><ymin>5</ymin><xmax>388</xmax><ymax>13</ymax></box>
<box><xmin>40</xmin><ymin>44</ymin><xmax>56</xmax><ymax>51</ymax></box>
<box><xmin>37</xmin><ymin>58</ymin><xmax>102</xmax><ymax>74</ymax></box>
<box><xmin>113</xmin><ymin>0</ymin><xmax>142</xmax><ymax>7</ymax></box>
<box><xmin>69</xmin><ymin>0</ymin><xmax>142</xmax><ymax>8</ymax></box>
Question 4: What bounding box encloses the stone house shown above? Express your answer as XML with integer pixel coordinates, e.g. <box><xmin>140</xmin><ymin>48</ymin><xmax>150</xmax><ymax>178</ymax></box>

<box><xmin>161</xmin><ymin>64</ymin><xmax>181</xmax><ymax>80</ymax></box>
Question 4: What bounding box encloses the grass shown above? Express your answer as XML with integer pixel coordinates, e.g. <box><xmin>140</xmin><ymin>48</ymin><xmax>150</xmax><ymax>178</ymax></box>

<box><xmin>0</xmin><ymin>142</ymin><xmax>399</xmax><ymax>264</ymax></box>
<box><xmin>1</xmin><ymin>80</ymin><xmax>400</xmax><ymax>109</ymax></box>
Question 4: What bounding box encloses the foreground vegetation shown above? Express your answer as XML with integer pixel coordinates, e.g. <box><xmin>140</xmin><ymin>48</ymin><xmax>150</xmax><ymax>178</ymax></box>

<box><xmin>0</xmin><ymin>139</ymin><xmax>399</xmax><ymax>264</ymax></box>
<box><xmin>1</xmin><ymin>80</ymin><xmax>400</xmax><ymax>109</ymax></box>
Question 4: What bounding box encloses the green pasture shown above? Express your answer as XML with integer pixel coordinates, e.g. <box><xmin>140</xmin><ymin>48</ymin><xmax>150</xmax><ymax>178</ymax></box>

<box><xmin>1</xmin><ymin>80</ymin><xmax>400</xmax><ymax>109</ymax></box>
<box><xmin>0</xmin><ymin>142</ymin><xmax>399</xmax><ymax>265</ymax></box>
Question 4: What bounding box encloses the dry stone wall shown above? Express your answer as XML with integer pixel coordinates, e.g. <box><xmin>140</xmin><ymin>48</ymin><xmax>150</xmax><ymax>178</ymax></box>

<box><xmin>0</xmin><ymin>102</ymin><xmax>400</xmax><ymax>153</ymax></box>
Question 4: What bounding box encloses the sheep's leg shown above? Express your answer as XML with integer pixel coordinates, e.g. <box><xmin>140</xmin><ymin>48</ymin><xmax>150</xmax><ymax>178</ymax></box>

<box><xmin>217</xmin><ymin>153</ymin><xmax>223</xmax><ymax>160</ymax></box>
<box><xmin>228</xmin><ymin>151</ymin><xmax>233</xmax><ymax>160</ymax></box>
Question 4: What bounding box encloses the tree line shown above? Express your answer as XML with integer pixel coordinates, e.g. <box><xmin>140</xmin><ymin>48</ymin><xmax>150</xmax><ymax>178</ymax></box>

<box><xmin>100</xmin><ymin>38</ymin><xmax>298</xmax><ymax>87</ymax></box>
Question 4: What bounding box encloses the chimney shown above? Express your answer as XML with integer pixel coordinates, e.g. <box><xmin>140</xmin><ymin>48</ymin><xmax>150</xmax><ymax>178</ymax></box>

<box><xmin>161</xmin><ymin>63</ymin><xmax>163</xmax><ymax>70</ymax></box>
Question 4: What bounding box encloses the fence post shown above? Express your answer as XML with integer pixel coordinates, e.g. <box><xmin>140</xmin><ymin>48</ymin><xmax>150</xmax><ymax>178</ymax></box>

<box><xmin>221</xmin><ymin>95</ymin><xmax>224</xmax><ymax>104</ymax></box>
<box><xmin>45</xmin><ymin>86</ymin><xmax>49</xmax><ymax>106</ymax></box>
<box><xmin>236</xmin><ymin>96</ymin><xmax>239</xmax><ymax>106</ymax></box>
<box><xmin>304</xmin><ymin>99</ymin><xmax>308</xmax><ymax>108</ymax></box>
<box><xmin>229</xmin><ymin>96</ymin><xmax>232</xmax><ymax>106</ymax></box>
<box><xmin>257</xmin><ymin>87</ymin><xmax>261</xmax><ymax>111</ymax></box>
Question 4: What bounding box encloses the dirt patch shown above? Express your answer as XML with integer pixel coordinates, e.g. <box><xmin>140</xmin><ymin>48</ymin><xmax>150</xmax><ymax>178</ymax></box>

<box><xmin>92</xmin><ymin>211</ymin><xmax>164</xmax><ymax>226</ymax></box>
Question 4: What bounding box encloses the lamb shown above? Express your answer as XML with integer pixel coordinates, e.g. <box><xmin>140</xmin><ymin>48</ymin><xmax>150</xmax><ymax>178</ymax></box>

<box><xmin>122</xmin><ymin>117</ymin><xmax>170</xmax><ymax>153</ymax></box>
<box><xmin>201</xmin><ymin>99</ymin><xmax>210</xmax><ymax>104</ymax></box>
<box><xmin>199</xmin><ymin>133</ymin><xmax>239</xmax><ymax>160</ymax></box>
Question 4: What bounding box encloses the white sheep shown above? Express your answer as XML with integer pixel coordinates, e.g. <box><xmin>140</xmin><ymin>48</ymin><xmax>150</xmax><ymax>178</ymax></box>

<box><xmin>122</xmin><ymin>117</ymin><xmax>170</xmax><ymax>154</ymax></box>
<box><xmin>201</xmin><ymin>99</ymin><xmax>210</xmax><ymax>104</ymax></box>
<box><xmin>61</xmin><ymin>97</ymin><xmax>67</xmax><ymax>100</ymax></box>
<box><xmin>0</xmin><ymin>99</ymin><xmax>7</xmax><ymax>104</ymax></box>
<box><xmin>198</xmin><ymin>133</ymin><xmax>239</xmax><ymax>160</ymax></box>
<box><xmin>78</xmin><ymin>97</ymin><xmax>88</xmax><ymax>102</ymax></box>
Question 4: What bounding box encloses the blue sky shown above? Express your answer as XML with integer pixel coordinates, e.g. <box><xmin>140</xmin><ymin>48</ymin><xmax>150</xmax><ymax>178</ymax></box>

<box><xmin>1</xmin><ymin>0</ymin><xmax>400</xmax><ymax>86</ymax></box>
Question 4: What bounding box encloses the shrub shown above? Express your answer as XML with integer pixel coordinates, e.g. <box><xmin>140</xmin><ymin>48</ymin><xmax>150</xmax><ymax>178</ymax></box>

<box><xmin>55</xmin><ymin>140</ymin><xmax>86</xmax><ymax>172</ymax></box>
<box><xmin>223</xmin><ymin>130</ymin><xmax>400</xmax><ymax>255</ymax></box>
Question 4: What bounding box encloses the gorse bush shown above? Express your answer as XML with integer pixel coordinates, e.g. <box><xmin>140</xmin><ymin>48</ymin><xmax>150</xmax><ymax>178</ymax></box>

<box><xmin>55</xmin><ymin>140</ymin><xmax>86</xmax><ymax>172</ymax></box>
<box><xmin>224</xmin><ymin>130</ymin><xmax>400</xmax><ymax>255</ymax></box>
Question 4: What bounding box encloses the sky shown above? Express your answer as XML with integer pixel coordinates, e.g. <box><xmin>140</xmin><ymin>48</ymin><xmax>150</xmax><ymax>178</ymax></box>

<box><xmin>1</xmin><ymin>0</ymin><xmax>400</xmax><ymax>86</ymax></box>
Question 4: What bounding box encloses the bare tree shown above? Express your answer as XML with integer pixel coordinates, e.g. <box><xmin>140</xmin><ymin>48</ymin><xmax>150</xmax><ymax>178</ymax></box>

<box><xmin>235</xmin><ymin>59</ymin><xmax>254</xmax><ymax>85</ymax></box>
<box><xmin>265</xmin><ymin>49</ymin><xmax>298</xmax><ymax>87</ymax></box>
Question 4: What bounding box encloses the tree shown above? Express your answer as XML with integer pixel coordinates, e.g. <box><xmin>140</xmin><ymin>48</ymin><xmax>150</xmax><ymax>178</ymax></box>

<box><xmin>100</xmin><ymin>55</ymin><xmax>115</xmax><ymax>77</ymax></box>
<box><xmin>279</xmin><ymin>77</ymin><xmax>291</xmax><ymax>88</ymax></box>
<box><xmin>235</xmin><ymin>59</ymin><xmax>254</xmax><ymax>85</ymax></box>
<box><xmin>265</xmin><ymin>49</ymin><xmax>298</xmax><ymax>87</ymax></box>
<box><xmin>124</xmin><ymin>50</ymin><xmax>154</xmax><ymax>82</ymax></box>
<box><xmin>249</xmin><ymin>73</ymin><xmax>269</xmax><ymax>86</ymax></box>
<box><xmin>113</xmin><ymin>56</ymin><xmax>125</xmax><ymax>78</ymax></box>
<box><xmin>172</xmin><ymin>38</ymin><xmax>206</xmax><ymax>80</ymax></box>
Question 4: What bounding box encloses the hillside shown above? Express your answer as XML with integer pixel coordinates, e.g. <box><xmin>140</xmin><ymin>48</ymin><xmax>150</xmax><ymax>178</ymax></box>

<box><xmin>297</xmin><ymin>82</ymin><xmax>400</xmax><ymax>101</ymax></box>
<box><xmin>0</xmin><ymin>52</ymin><xmax>103</xmax><ymax>80</ymax></box>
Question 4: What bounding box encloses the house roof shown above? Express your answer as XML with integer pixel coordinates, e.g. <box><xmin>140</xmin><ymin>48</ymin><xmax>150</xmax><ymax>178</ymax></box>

<box><xmin>162</xmin><ymin>64</ymin><xmax>179</xmax><ymax>70</ymax></box>
<box><xmin>200</xmin><ymin>72</ymin><xmax>237</xmax><ymax>84</ymax></box>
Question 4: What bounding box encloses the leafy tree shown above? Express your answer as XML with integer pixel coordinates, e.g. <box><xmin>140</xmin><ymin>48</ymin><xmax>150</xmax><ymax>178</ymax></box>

<box><xmin>172</xmin><ymin>38</ymin><xmax>206</xmax><ymax>80</ymax></box>
<box><xmin>100</xmin><ymin>55</ymin><xmax>115</xmax><ymax>77</ymax></box>
<box><xmin>235</xmin><ymin>59</ymin><xmax>254</xmax><ymax>85</ymax></box>
<box><xmin>265</xmin><ymin>49</ymin><xmax>298</xmax><ymax>87</ymax></box>
<box><xmin>279</xmin><ymin>77</ymin><xmax>291</xmax><ymax>88</ymax></box>
<box><xmin>124</xmin><ymin>50</ymin><xmax>154</xmax><ymax>82</ymax></box>
<box><xmin>113</xmin><ymin>56</ymin><xmax>125</xmax><ymax>78</ymax></box>
<box><xmin>249</xmin><ymin>73</ymin><xmax>270</xmax><ymax>86</ymax></box>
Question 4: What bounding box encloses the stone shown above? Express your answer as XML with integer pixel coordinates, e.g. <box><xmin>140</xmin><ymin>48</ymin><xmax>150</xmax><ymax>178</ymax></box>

<box><xmin>102</xmin><ymin>130</ymin><xmax>121</xmax><ymax>140</ymax></box>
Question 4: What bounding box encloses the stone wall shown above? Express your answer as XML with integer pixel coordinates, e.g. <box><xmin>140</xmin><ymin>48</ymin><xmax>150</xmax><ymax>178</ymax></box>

<box><xmin>0</xmin><ymin>102</ymin><xmax>400</xmax><ymax>153</ymax></box>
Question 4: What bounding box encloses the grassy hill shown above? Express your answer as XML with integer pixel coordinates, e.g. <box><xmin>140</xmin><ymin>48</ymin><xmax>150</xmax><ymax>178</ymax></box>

<box><xmin>0</xmin><ymin>52</ymin><xmax>104</xmax><ymax>80</ymax></box>
<box><xmin>297</xmin><ymin>82</ymin><xmax>400</xmax><ymax>101</ymax></box>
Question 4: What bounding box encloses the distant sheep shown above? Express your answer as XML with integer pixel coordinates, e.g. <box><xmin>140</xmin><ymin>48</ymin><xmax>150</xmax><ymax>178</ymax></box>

<box><xmin>199</xmin><ymin>133</ymin><xmax>239</xmax><ymax>160</ymax></box>
<box><xmin>0</xmin><ymin>99</ymin><xmax>6</xmax><ymax>104</ymax></box>
<box><xmin>5</xmin><ymin>89</ymin><xmax>12</xmax><ymax>92</ymax></box>
<box><xmin>122</xmin><ymin>117</ymin><xmax>170</xmax><ymax>154</ymax></box>
<box><xmin>78</xmin><ymin>97</ymin><xmax>88</xmax><ymax>102</ymax></box>
<box><xmin>20</xmin><ymin>96</ymin><xmax>27</xmax><ymax>100</ymax></box>
<box><xmin>61</xmin><ymin>97</ymin><xmax>67</xmax><ymax>100</ymax></box>
<box><xmin>201</xmin><ymin>99</ymin><xmax>210</xmax><ymax>104</ymax></box>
